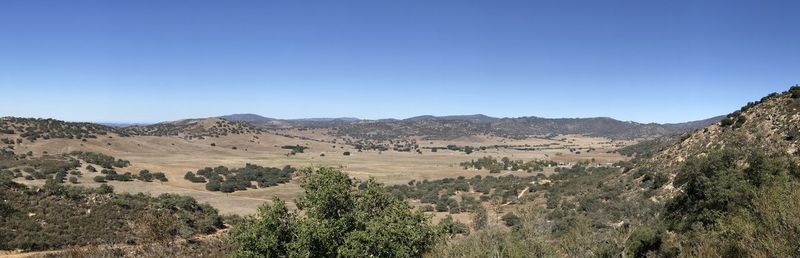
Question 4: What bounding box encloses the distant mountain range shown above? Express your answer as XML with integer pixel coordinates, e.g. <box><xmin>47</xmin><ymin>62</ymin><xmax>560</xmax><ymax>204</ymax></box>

<box><xmin>1</xmin><ymin>113</ymin><xmax>723</xmax><ymax>142</ymax></box>
<box><xmin>220</xmin><ymin>113</ymin><xmax>724</xmax><ymax>140</ymax></box>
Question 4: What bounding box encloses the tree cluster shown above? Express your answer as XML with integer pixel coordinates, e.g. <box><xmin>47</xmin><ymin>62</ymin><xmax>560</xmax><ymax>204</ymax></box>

<box><xmin>185</xmin><ymin>164</ymin><xmax>295</xmax><ymax>193</ymax></box>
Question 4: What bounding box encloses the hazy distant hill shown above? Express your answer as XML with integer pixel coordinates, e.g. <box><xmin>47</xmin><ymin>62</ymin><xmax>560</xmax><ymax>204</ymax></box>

<box><xmin>221</xmin><ymin>113</ymin><xmax>722</xmax><ymax>140</ymax></box>
<box><xmin>219</xmin><ymin>114</ymin><xmax>360</xmax><ymax>129</ymax></box>
<box><xmin>404</xmin><ymin>114</ymin><xmax>499</xmax><ymax>123</ymax></box>
<box><xmin>221</xmin><ymin>113</ymin><xmax>277</xmax><ymax>123</ymax></box>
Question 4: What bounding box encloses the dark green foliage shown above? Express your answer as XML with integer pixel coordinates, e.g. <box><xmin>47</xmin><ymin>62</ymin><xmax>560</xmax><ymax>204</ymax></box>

<box><xmin>790</xmin><ymin>85</ymin><xmax>800</xmax><ymax>99</ymax></box>
<box><xmin>435</xmin><ymin>200</ymin><xmax>449</xmax><ymax>212</ymax></box>
<box><xmin>281</xmin><ymin>144</ymin><xmax>308</xmax><ymax>154</ymax></box>
<box><xmin>651</xmin><ymin>172</ymin><xmax>668</xmax><ymax>189</ymax></box>
<box><xmin>547</xmin><ymin>194</ymin><xmax>561</xmax><ymax>209</ymax></box>
<box><xmin>733</xmin><ymin>115</ymin><xmax>747</xmax><ymax>128</ymax></box>
<box><xmin>231</xmin><ymin>198</ymin><xmax>294</xmax><ymax>257</ymax></box>
<box><xmin>152</xmin><ymin>172</ymin><xmax>168</xmax><ymax>182</ymax></box>
<box><xmin>97</xmin><ymin>184</ymin><xmax>114</xmax><ymax>194</ymax></box>
<box><xmin>387</xmin><ymin>174</ymin><xmax>532</xmax><ymax>212</ymax></box>
<box><xmin>639</xmin><ymin>170</ymin><xmax>669</xmax><ymax>189</ymax></box>
<box><xmin>103</xmin><ymin>170</ymin><xmax>133</xmax><ymax>181</ymax></box>
<box><xmin>464</xmin><ymin>146</ymin><xmax>474</xmax><ymax>154</ymax></box>
<box><xmin>184</xmin><ymin>171</ymin><xmax>207</xmax><ymax>183</ymax></box>
<box><xmin>501</xmin><ymin>212</ymin><xmax>521</xmax><ymax>228</ymax></box>
<box><xmin>93</xmin><ymin>176</ymin><xmax>106</xmax><ymax>183</ymax></box>
<box><xmin>121</xmin><ymin>119</ymin><xmax>259</xmax><ymax>138</ymax></box>
<box><xmin>219</xmin><ymin>182</ymin><xmax>236</xmax><ymax>193</ymax></box>
<box><xmin>472</xmin><ymin>207</ymin><xmax>488</xmax><ymax>230</ymax></box>
<box><xmin>461</xmin><ymin>156</ymin><xmax>556</xmax><ymax>172</ymax></box>
<box><xmin>667</xmin><ymin>148</ymin><xmax>750</xmax><ymax>229</ymax></box>
<box><xmin>187</xmin><ymin>164</ymin><xmax>295</xmax><ymax>192</ymax></box>
<box><xmin>667</xmin><ymin>147</ymin><xmax>799</xmax><ymax>229</ymax></box>
<box><xmin>9</xmin><ymin>155</ymin><xmax>82</xmax><ymax>181</ymax></box>
<box><xmin>69</xmin><ymin>151</ymin><xmax>130</xmax><ymax>169</ymax></box>
<box><xmin>433</xmin><ymin>144</ymin><xmax>479</xmax><ymax>154</ymax></box>
<box><xmin>137</xmin><ymin>169</ymin><xmax>153</xmax><ymax>182</ymax></box>
<box><xmin>720</xmin><ymin>117</ymin><xmax>734</xmax><ymax>127</ymax></box>
<box><xmin>0</xmin><ymin>117</ymin><xmax>114</xmax><ymax>141</ymax></box>
<box><xmin>205</xmin><ymin>179</ymin><xmax>221</xmax><ymax>191</ymax></box>
<box><xmin>438</xmin><ymin>215</ymin><xmax>470</xmax><ymax>236</ymax></box>
<box><xmin>625</xmin><ymin>226</ymin><xmax>663</xmax><ymax>258</ymax></box>
<box><xmin>0</xmin><ymin>182</ymin><xmax>223</xmax><ymax>251</ymax></box>
<box><xmin>155</xmin><ymin>194</ymin><xmax>224</xmax><ymax>234</ymax></box>
<box><xmin>641</xmin><ymin>145</ymin><xmax>800</xmax><ymax>256</ymax></box>
<box><xmin>231</xmin><ymin>167</ymin><xmax>439</xmax><ymax>257</ymax></box>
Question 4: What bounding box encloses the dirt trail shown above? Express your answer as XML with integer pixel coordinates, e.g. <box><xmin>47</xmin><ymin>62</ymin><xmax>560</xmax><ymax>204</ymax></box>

<box><xmin>501</xmin><ymin>186</ymin><xmax>530</xmax><ymax>206</ymax></box>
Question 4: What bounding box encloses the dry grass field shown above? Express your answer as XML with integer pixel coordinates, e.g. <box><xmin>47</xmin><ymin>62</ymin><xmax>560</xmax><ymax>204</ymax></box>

<box><xmin>7</xmin><ymin>127</ymin><xmax>632</xmax><ymax>215</ymax></box>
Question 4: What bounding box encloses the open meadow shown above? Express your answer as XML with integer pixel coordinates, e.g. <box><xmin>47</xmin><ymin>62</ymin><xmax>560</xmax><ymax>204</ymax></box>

<box><xmin>7</xmin><ymin>126</ymin><xmax>632</xmax><ymax>215</ymax></box>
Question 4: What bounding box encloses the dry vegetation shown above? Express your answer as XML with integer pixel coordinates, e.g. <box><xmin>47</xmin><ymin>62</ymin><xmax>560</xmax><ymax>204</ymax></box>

<box><xmin>2</xmin><ymin>116</ymin><xmax>632</xmax><ymax>216</ymax></box>
<box><xmin>10</xmin><ymin>86</ymin><xmax>793</xmax><ymax>257</ymax></box>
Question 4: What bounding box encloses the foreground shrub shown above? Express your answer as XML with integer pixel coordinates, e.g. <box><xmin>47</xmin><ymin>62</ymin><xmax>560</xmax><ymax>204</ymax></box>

<box><xmin>231</xmin><ymin>167</ymin><xmax>440</xmax><ymax>257</ymax></box>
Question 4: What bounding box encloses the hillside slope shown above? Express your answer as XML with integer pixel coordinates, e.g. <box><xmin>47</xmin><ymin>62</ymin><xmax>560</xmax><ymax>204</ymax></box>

<box><xmin>635</xmin><ymin>89</ymin><xmax>800</xmax><ymax>177</ymax></box>
<box><xmin>617</xmin><ymin>86</ymin><xmax>800</xmax><ymax>256</ymax></box>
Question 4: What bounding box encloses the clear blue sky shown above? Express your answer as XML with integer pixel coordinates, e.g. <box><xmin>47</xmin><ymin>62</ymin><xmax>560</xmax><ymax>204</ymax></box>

<box><xmin>1</xmin><ymin>1</ymin><xmax>797</xmax><ymax>123</ymax></box>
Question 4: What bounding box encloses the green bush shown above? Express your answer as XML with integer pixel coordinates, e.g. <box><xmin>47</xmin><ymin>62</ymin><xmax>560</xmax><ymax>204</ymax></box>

<box><xmin>720</xmin><ymin>117</ymin><xmax>734</xmax><ymax>127</ymax></box>
<box><xmin>501</xmin><ymin>212</ymin><xmax>521</xmax><ymax>228</ymax></box>
<box><xmin>438</xmin><ymin>215</ymin><xmax>470</xmax><ymax>236</ymax></box>
<box><xmin>651</xmin><ymin>173</ymin><xmax>668</xmax><ymax>189</ymax></box>
<box><xmin>0</xmin><ymin>181</ymin><xmax>223</xmax><ymax>251</ymax></box>
<box><xmin>625</xmin><ymin>226</ymin><xmax>663</xmax><ymax>258</ymax></box>
<box><xmin>790</xmin><ymin>85</ymin><xmax>800</xmax><ymax>98</ymax></box>
<box><xmin>231</xmin><ymin>167</ymin><xmax>439</xmax><ymax>257</ymax></box>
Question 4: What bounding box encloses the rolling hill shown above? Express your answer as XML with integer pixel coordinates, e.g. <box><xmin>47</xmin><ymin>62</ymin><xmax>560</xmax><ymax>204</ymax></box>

<box><xmin>222</xmin><ymin>113</ymin><xmax>723</xmax><ymax>140</ymax></box>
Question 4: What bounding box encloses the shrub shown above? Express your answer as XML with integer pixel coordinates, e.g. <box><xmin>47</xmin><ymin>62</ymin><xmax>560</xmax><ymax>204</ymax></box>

<box><xmin>438</xmin><ymin>215</ymin><xmax>470</xmax><ymax>236</ymax></box>
<box><xmin>93</xmin><ymin>176</ymin><xmax>106</xmax><ymax>183</ymax></box>
<box><xmin>97</xmin><ymin>183</ymin><xmax>114</xmax><ymax>194</ymax></box>
<box><xmin>651</xmin><ymin>173</ymin><xmax>669</xmax><ymax>189</ymax></box>
<box><xmin>184</xmin><ymin>172</ymin><xmax>207</xmax><ymax>183</ymax></box>
<box><xmin>231</xmin><ymin>167</ymin><xmax>439</xmax><ymax>257</ymax></box>
<box><xmin>625</xmin><ymin>226</ymin><xmax>663</xmax><ymax>258</ymax></box>
<box><xmin>790</xmin><ymin>85</ymin><xmax>800</xmax><ymax>98</ymax></box>
<box><xmin>186</xmin><ymin>164</ymin><xmax>294</xmax><ymax>192</ymax></box>
<box><xmin>152</xmin><ymin>172</ymin><xmax>168</xmax><ymax>182</ymax></box>
<box><xmin>138</xmin><ymin>169</ymin><xmax>153</xmax><ymax>182</ymax></box>
<box><xmin>70</xmin><ymin>151</ymin><xmax>130</xmax><ymax>169</ymax></box>
<box><xmin>206</xmin><ymin>180</ymin><xmax>221</xmax><ymax>191</ymax></box>
<box><xmin>435</xmin><ymin>200</ymin><xmax>449</xmax><ymax>212</ymax></box>
<box><xmin>501</xmin><ymin>212</ymin><xmax>521</xmax><ymax>228</ymax></box>
<box><xmin>720</xmin><ymin>117</ymin><xmax>734</xmax><ymax>127</ymax></box>
<box><xmin>472</xmin><ymin>207</ymin><xmax>488</xmax><ymax>230</ymax></box>
<box><xmin>0</xmin><ymin>180</ymin><xmax>223</xmax><ymax>251</ymax></box>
